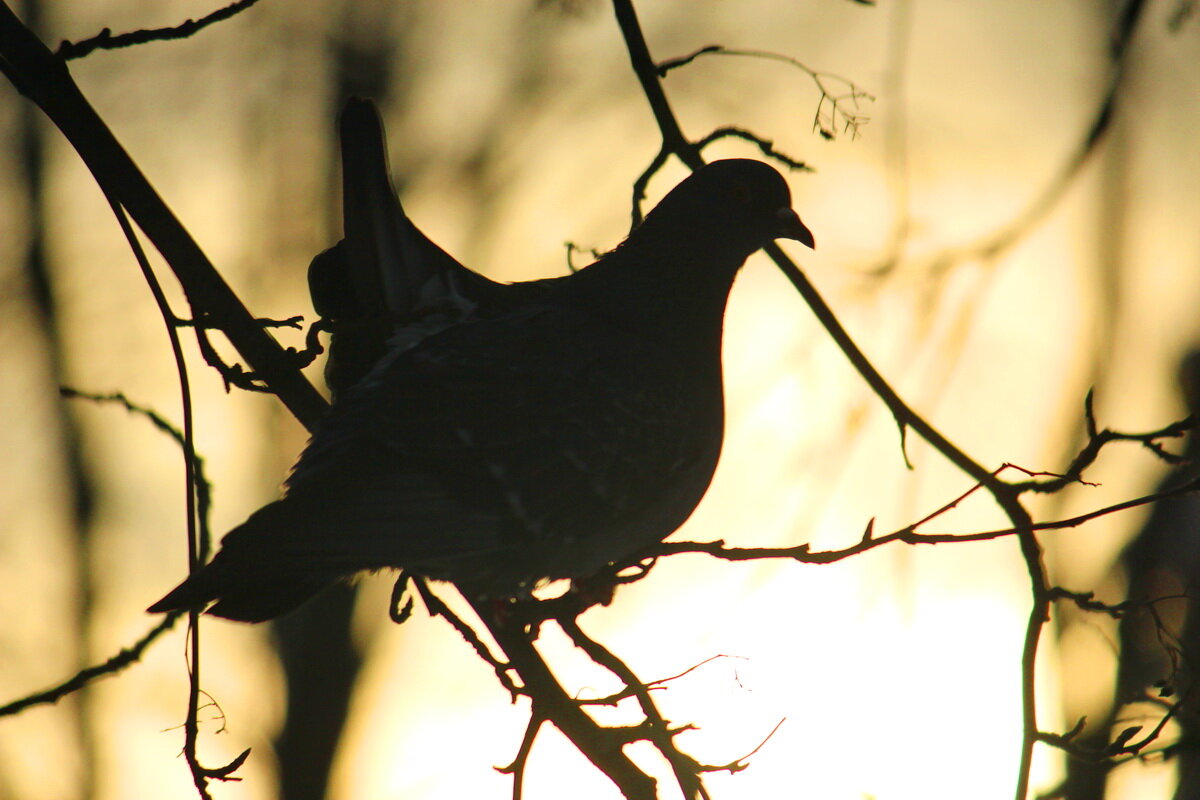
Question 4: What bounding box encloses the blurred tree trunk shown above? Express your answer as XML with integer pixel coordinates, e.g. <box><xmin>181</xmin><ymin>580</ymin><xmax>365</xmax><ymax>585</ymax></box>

<box><xmin>273</xmin><ymin>585</ymin><xmax>361</xmax><ymax>800</ymax></box>
<box><xmin>15</xmin><ymin>1</ymin><xmax>98</xmax><ymax>797</ymax></box>
<box><xmin>269</xmin><ymin>5</ymin><xmax>404</xmax><ymax>798</ymax></box>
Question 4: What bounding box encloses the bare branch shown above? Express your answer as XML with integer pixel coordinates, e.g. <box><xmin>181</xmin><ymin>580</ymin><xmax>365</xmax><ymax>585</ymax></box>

<box><xmin>0</xmin><ymin>613</ymin><xmax>181</xmax><ymax>717</ymax></box>
<box><xmin>58</xmin><ymin>387</ymin><xmax>214</xmax><ymax>553</ymax></box>
<box><xmin>468</xmin><ymin>592</ymin><xmax>661</xmax><ymax>800</ymax></box>
<box><xmin>494</xmin><ymin>713</ymin><xmax>544</xmax><ymax>800</ymax></box>
<box><xmin>56</xmin><ymin>0</ymin><xmax>266</xmax><ymax>61</ymax></box>
<box><xmin>1009</xmin><ymin>403</ymin><xmax>1196</xmax><ymax>495</ymax></box>
<box><xmin>700</xmin><ymin>717</ymin><xmax>786</xmax><ymax>776</ymax></box>
<box><xmin>693</xmin><ymin>126</ymin><xmax>813</xmax><ymax>172</ymax></box>
<box><xmin>1038</xmin><ymin>693</ymin><xmax>1184</xmax><ymax>763</ymax></box>
<box><xmin>657</xmin><ymin>45</ymin><xmax>874</xmax><ymax>141</ymax></box>
<box><xmin>559</xmin><ymin>615</ymin><xmax>710</xmax><ymax>799</ymax></box>
<box><xmin>0</xmin><ymin>4</ymin><xmax>329</xmax><ymax>430</ymax></box>
<box><xmin>655</xmin><ymin>476</ymin><xmax>1200</xmax><ymax>565</ymax></box>
<box><xmin>415</xmin><ymin>582</ymin><xmax>519</xmax><ymax>698</ymax></box>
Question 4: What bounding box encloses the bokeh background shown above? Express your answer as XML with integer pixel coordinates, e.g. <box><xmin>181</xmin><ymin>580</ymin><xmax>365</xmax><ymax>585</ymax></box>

<box><xmin>2</xmin><ymin>1</ymin><xmax>1200</xmax><ymax>798</ymax></box>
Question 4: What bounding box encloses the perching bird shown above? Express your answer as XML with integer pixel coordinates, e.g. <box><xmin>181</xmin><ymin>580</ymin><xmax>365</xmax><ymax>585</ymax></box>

<box><xmin>149</xmin><ymin>155</ymin><xmax>814</xmax><ymax>622</ymax></box>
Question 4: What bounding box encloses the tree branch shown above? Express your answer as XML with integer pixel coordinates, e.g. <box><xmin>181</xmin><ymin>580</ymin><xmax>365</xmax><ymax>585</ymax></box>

<box><xmin>56</xmin><ymin>0</ymin><xmax>266</xmax><ymax>61</ymax></box>
<box><xmin>609</xmin><ymin>1</ymin><xmax>1047</xmax><ymax>795</ymax></box>
<box><xmin>0</xmin><ymin>613</ymin><xmax>180</xmax><ymax>717</ymax></box>
<box><xmin>0</xmin><ymin>3</ymin><xmax>329</xmax><ymax>431</ymax></box>
<box><xmin>467</xmin><ymin>596</ymin><xmax>661</xmax><ymax>800</ymax></box>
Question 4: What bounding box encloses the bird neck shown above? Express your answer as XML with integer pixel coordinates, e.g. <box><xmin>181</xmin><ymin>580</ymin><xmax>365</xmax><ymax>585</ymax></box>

<box><xmin>558</xmin><ymin>241</ymin><xmax>744</xmax><ymax>358</ymax></box>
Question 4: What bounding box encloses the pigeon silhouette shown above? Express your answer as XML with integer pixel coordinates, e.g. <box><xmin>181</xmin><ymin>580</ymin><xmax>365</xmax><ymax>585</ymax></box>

<box><xmin>149</xmin><ymin>149</ymin><xmax>814</xmax><ymax>622</ymax></box>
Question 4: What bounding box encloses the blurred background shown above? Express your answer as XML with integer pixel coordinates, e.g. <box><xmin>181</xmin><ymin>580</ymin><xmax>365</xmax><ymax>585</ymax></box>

<box><xmin>2</xmin><ymin>1</ymin><xmax>1200</xmax><ymax>798</ymax></box>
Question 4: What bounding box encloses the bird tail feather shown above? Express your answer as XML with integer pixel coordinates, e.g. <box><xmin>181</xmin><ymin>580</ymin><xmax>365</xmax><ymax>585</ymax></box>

<box><xmin>147</xmin><ymin>500</ymin><xmax>339</xmax><ymax>622</ymax></box>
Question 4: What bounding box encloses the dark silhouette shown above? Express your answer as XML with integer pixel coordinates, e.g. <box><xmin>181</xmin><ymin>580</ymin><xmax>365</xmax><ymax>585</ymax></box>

<box><xmin>149</xmin><ymin>146</ymin><xmax>812</xmax><ymax>622</ymax></box>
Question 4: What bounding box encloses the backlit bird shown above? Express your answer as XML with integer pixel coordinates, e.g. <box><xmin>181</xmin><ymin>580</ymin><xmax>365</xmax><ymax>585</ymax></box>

<box><xmin>149</xmin><ymin>154</ymin><xmax>814</xmax><ymax>622</ymax></box>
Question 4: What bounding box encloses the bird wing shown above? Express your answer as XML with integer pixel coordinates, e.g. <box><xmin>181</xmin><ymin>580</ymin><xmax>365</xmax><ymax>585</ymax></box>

<box><xmin>270</xmin><ymin>302</ymin><xmax>723</xmax><ymax>584</ymax></box>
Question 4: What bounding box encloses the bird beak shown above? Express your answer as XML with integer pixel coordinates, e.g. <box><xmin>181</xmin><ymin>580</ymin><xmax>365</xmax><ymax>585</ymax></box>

<box><xmin>776</xmin><ymin>208</ymin><xmax>815</xmax><ymax>249</ymax></box>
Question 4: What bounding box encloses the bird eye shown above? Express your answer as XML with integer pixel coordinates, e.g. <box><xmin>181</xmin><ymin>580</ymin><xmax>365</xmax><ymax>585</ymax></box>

<box><xmin>731</xmin><ymin>183</ymin><xmax>751</xmax><ymax>204</ymax></box>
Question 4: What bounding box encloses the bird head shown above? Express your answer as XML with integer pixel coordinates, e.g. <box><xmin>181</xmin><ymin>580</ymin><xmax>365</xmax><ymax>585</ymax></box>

<box><xmin>638</xmin><ymin>159</ymin><xmax>815</xmax><ymax>259</ymax></box>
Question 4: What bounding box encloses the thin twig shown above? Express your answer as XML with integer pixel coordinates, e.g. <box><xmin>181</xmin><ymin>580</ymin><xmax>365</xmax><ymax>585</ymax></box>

<box><xmin>657</xmin><ymin>45</ymin><xmax>874</xmax><ymax>140</ymax></box>
<box><xmin>57</xmin><ymin>0</ymin><xmax>266</xmax><ymax>61</ymax></box>
<box><xmin>693</xmin><ymin>126</ymin><xmax>813</xmax><ymax>172</ymax></box>
<box><xmin>1010</xmin><ymin>401</ymin><xmax>1196</xmax><ymax>494</ymax></box>
<box><xmin>0</xmin><ymin>613</ymin><xmax>181</xmax><ymax>717</ymax></box>
<box><xmin>414</xmin><ymin>581</ymin><xmax>518</xmax><ymax>697</ymax></box>
<box><xmin>701</xmin><ymin>717</ymin><xmax>786</xmax><ymax>775</ymax></box>
<box><xmin>655</xmin><ymin>475</ymin><xmax>1200</xmax><ymax>565</ymax></box>
<box><xmin>559</xmin><ymin>615</ymin><xmax>709</xmax><ymax>800</ymax></box>
<box><xmin>495</xmin><ymin>713</ymin><xmax>544</xmax><ymax>800</ymax></box>
<box><xmin>58</xmin><ymin>388</ymin><xmax>214</xmax><ymax>559</ymax></box>
<box><xmin>467</xmin><ymin>593</ymin><xmax>660</xmax><ymax>800</ymax></box>
<box><xmin>100</xmin><ymin>189</ymin><xmax>238</xmax><ymax>796</ymax></box>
